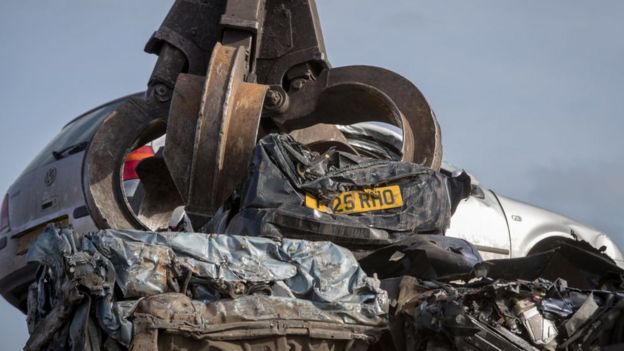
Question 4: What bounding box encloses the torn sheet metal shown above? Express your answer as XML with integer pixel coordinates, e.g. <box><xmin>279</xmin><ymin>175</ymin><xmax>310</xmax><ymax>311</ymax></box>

<box><xmin>380</xmin><ymin>239</ymin><xmax>624</xmax><ymax>351</ymax></box>
<box><xmin>359</xmin><ymin>235</ymin><xmax>483</xmax><ymax>280</ymax></box>
<box><xmin>387</xmin><ymin>276</ymin><xmax>624</xmax><ymax>351</ymax></box>
<box><xmin>24</xmin><ymin>226</ymin><xmax>624</xmax><ymax>350</ymax></box>
<box><xmin>468</xmin><ymin>240</ymin><xmax>624</xmax><ymax>290</ymax></box>
<box><xmin>563</xmin><ymin>293</ymin><xmax>599</xmax><ymax>337</ymax></box>
<box><xmin>206</xmin><ymin>134</ymin><xmax>470</xmax><ymax>253</ymax></box>
<box><xmin>370</xmin><ymin>239</ymin><xmax>624</xmax><ymax>350</ymax></box>
<box><xmin>25</xmin><ymin>226</ymin><xmax>388</xmax><ymax>350</ymax></box>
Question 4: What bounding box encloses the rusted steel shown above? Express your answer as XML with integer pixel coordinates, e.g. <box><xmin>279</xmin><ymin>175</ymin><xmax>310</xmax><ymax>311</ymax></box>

<box><xmin>145</xmin><ymin>0</ymin><xmax>329</xmax><ymax>89</ymax></box>
<box><xmin>130</xmin><ymin>293</ymin><xmax>378</xmax><ymax>351</ymax></box>
<box><xmin>83</xmin><ymin>0</ymin><xmax>442</xmax><ymax>230</ymax></box>
<box><xmin>83</xmin><ymin>97</ymin><xmax>181</xmax><ymax>231</ymax></box>
<box><xmin>328</xmin><ymin>66</ymin><xmax>441</xmax><ymax>169</ymax></box>
<box><xmin>289</xmin><ymin>123</ymin><xmax>358</xmax><ymax>154</ymax></box>
<box><xmin>24</xmin><ymin>282</ymin><xmax>84</xmax><ymax>351</ymax></box>
<box><xmin>165</xmin><ymin>43</ymin><xmax>268</xmax><ymax>221</ymax></box>
<box><xmin>266</xmin><ymin>66</ymin><xmax>441</xmax><ymax>170</ymax></box>
<box><xmin>134</xmin><ymin>157</ymin><xmax>185</xmax><ymax>231</ymax></box>
<box><xmin>144</xmin><ymin>0</ymin><xmax>227</xmax><ymax>77</ymax></box>
<box><xmin>159</xmin><ymin>74</ymin><xmax>204</xmax><ymax>202</ymax></box>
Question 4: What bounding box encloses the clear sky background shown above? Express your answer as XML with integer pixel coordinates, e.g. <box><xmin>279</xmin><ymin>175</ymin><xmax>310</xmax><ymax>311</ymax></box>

<box><xmin>1</xmin><ymin>1</ymin><xmax>623</xmax><ymax>348</ymax></box>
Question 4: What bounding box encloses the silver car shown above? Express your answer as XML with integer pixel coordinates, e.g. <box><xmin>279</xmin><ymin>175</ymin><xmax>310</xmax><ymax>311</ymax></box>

<box><xmin>1</xmin><ymin>96</ymin><xmax>622</xmax><ymax>313</ymax></box>
<box><xmin>0</xmin><ymin>95</ymin><xmax>133</xmax><ymax>311</ymax></box>
<box><xmin>444</xmin><ymin>163</ymin><xmax>624</xmax><ymax>265</ymax></box>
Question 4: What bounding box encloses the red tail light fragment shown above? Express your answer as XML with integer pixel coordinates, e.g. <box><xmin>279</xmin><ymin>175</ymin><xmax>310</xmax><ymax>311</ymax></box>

<box><xmin>123</xmin><ymin>146</ymin><xmax>155</xmax><ymax>181</ymax></box>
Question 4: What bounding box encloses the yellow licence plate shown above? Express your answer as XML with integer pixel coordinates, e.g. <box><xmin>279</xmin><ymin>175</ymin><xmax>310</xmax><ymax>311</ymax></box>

<box><xmin>305</xmin><ymin>185</ymin><xmax>403</xmax><ymax>215</ymax></box>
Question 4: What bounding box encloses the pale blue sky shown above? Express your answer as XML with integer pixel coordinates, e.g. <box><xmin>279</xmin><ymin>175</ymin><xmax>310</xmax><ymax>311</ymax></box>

<box><xmin>1</xmin><ymin>1</ymin><xmax>623</xmax><ymax>348</ymax></box>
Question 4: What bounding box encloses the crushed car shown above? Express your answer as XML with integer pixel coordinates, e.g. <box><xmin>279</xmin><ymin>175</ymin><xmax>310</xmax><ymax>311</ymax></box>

<box><xmin>25</xmin><ymin>227</ymin><xmax>388</xmax><ymax>351</ymax></box>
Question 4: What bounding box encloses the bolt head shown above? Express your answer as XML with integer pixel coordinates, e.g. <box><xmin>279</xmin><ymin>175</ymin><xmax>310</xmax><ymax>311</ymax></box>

<box><xmin>265</xmin><ymin>89</ymin><xmax>284</xmax><ymax>108</ymax></box>
<box><xmin>292</xmin><ymin>80</ymin><xmax>305</xmax><ymax>90</ymax></box>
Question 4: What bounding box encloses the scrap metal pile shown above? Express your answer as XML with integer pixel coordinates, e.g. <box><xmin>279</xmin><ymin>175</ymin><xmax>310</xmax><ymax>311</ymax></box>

<box><xmin>371</xmin><ymin>239</ymin><xmax>624</xmax><ymax>350</ymax></box>
<box><xmin>25</xmin><ymin>227</ymin><xmax>387</xmax><ymax>350</ymax></box>
<box><xmin>23</xmin><ymin>0</ymin><xmax>624</xmax><ymax>350</ymax></box>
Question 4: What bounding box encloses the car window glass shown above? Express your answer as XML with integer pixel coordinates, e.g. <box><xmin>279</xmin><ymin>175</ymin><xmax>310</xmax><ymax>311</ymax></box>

<box><xmin>20</xmin><ymin>100</ymin><xmax>125</xmax><ymax>175</ymax></box>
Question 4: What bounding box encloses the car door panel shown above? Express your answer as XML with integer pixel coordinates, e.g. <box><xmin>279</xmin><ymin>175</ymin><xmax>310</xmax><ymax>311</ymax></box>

<box><xmin>446</xmin><ymin>188</ymin><xmax>511</xmax><ymax>260</ymax></box>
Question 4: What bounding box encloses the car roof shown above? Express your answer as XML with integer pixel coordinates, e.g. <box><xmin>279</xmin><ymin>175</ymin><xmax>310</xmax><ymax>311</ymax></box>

<box><xmin>62</xmin><ymin>92</ymin><xmax>144</xmax><ymax>128</ymax></box>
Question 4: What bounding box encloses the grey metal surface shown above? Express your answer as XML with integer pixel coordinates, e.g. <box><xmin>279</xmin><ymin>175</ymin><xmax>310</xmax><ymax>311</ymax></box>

<box><xmin>25</xmin><ymin>226</ymin><xmax>388</xmax><ymax>349</ymax></box>
<box><xmin>24</xmin><ymin>226</ymin><xmax>624</xmax><ymax>350</ymax></box>
<box><xmin>386</xmin><ymin>249</ymin><xmax>624</xmax><ymax>351</ymax></box>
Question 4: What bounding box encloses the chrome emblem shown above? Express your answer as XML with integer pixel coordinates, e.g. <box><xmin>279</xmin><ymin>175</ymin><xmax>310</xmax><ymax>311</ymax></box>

<box><xmin>45</xmin><ymin>168</ymin><xmax>57</xmax><ymax>187</ymax></box>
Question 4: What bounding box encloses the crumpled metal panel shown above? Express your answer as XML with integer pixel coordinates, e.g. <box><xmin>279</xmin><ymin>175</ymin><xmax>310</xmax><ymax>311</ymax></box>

<box><xmin>206</xmin><ymin>134</ymin><xmax>466</xmax><ymax>253</ymax></box>
<box><xmin>359</xmin><ymin>235</ymin><xmax>483</xmax><ymax>281</ymax></box>
<box><xmin>93</xmin><ymin>233</ymin><xmax>176</xmax><ymax>299</ymax></box>
<box><xmin>25</xmin><ymin>226</ymin><xmax>387</xmax><ymax>350</ymax></box>
<box><xmin>92</xmin><ymin>229</ymin><xmax>387</xmax><ymax>314</ymax></box>
<box><xmin>387</xmin><ymin>276</ymin><xmax>624</xmax><ymax>351</ymax></box>
<box><xmin>26</xmin><ymin>227</ymin><xmax>132</xmax><ymax>349</ymax></box>
<box><xmin>380</xmin><ymin>241</ymin><xmax>624</xmax><ymax>351</ymax></box>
